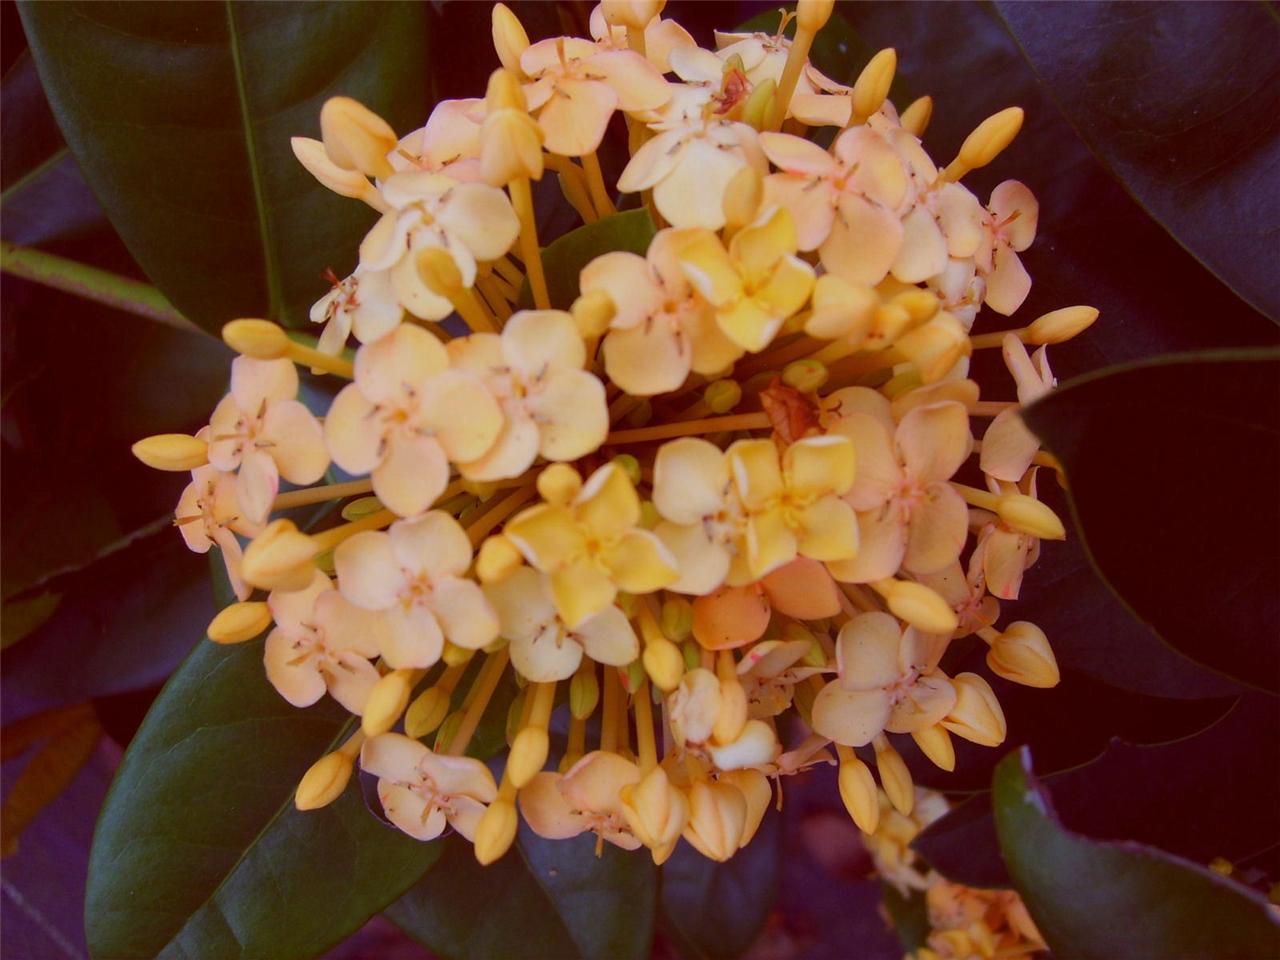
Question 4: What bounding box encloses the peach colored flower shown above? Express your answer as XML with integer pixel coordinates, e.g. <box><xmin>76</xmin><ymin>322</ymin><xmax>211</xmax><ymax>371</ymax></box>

<box><xmin>175</xmin><ymin>459</ymin><xmax>263</xmax><ymax>601</ymax></box>
<box><xmin>362</xmin><ymin>732</ymin><xmax>497</xmax><ymax>841</ymax></box>
<box><xmin>976</xmin><ymin>469</ymin><xmax>1043</xmax><ymax>600</ymax></box>
<box><xmin>712</xmin><ymin>27</ymin><xmax>853</xmax><ymax>126</ymax></box>
<box><xmin>520</xmin><ymin>751</ymin><xmax>643</xmax><ymax>850</ymax></box>
<box><xmin>980</xmin><ymin>334</ymin><xmax>1054</xmax><ymax>482</ymax></box>
<box><xmin>309</xmin><ymin>266</ymin><xmax>402</xmax><ymax>356</ymax></box>
<box><xmin>588</xmin><ymin>2</ymin><xmax>695</xmax><ymax>73</ymax></box>
<box><xmin>389</xmin><ymin>98</ymin><xmax>486</xmax><ymax>182</ymax></box>
<box><xmin>978</xmin><ymin>180</ymin><xmax>1038</xmax><ymax>315</ymax></box>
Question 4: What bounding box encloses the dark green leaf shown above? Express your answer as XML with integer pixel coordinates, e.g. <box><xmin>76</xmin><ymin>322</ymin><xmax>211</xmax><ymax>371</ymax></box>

<box><xmin>525</xmin><ymin>208</ymin><xmax>656</xmax><ymax>311</ymax></box>
<box><xmin>387</xmin><ymin>834</ymin><xmax>581</xmax><ymax>960</ymax></box>
<box><xmin>881</xmin><ymin>883</ymin><xmax>929</xmax><ymax>956</ymax></box>
<box><xmin>1022</xmin><ymin>351</ymin><xmax>1280</xmax><ymax>692</ymax></box>
<box><xmin>517</xmin><ymin>823</ymin><xmax>657</xmax><ymax>960</ymax></box>
<box><xmin>17</xmin><ymin>1</ymin><xmax>429</xmax><ymax>333</ymax></box>
<box><xmin>993</xmin><ymin>748</ymin><xmax>1280</xmax><ymax>959</ymax></box>
<box><xmin>661</xmin><ymin>810</ymin><xmax>780</xmax><ymax>960</ymax></box>
<box><xmin>995</xmin><ymin>2</ymin><xmax>1280</xmax><ymax>321</ymax></box>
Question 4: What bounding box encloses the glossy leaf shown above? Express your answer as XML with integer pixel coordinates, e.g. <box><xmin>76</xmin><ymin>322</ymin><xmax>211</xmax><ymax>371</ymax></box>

<box><xmin>17</xmin><ymin>1</ymin><xmax>428</xmax><ymax>334</ymax></box>
<box><xmin>993</xmin><ymin>748</ymin><xmax>1280</xmax><ymax>959</ymax></box>
<box><xmin>524</xmin><ymin>208</ymin><xmax>656</xmax><ymax>311</ymax></box>
<box><xmin>1023</xmin><ymin>351</ymin><xmax>1280</xmax><ymax>692</ymax></box>
<box><xmin>996</xmin><ymin>2</ymin><xmax>1280</xmax><ymax>321</ymax></box>
<box><xmin>85</xmin><ymin>558</ymin><xmax>439</xmax><ymax>960</ymax></box>
<box><xmin>916</xmin><ymin>694</ymin><xmax>1279</xmax><ymax>889</ymax></box>
<box><xmin>880</xmin><ymin>883</ymin><xmax>929</xmax><ymax>956</ymax></box>
<box><xmin>662</xmin><ymin>809</ymin><xmax>780</xmax><ymax>960</ymax></box>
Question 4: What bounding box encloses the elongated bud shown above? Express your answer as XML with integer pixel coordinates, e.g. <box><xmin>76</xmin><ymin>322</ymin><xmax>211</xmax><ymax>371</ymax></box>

<box><xmin>875</xmin><ymin>579</ymin><xmax>959</xmax><ymax>635</ymax></box>
<box><xmin>612</xmin><ymin>453</ymin><xmax>642</xmax><ymax>487</ymax></box>
<box><xmin>703</xmin><ymin>379</ymin><xmax>742</xmax><ymax>414</ymax></box>
<box><xmin>507</xmin><ymin>726</ymin><xmax>550</xmax><ymax>788</ymax></box>
<box><xmin>660</xmin><ymin>598</ymin><xmax>694</xmax><ymax>642</ymax></box>
<box><xmin>682</xmin><ymin>779</ymin><xmax>747</xmax><ymax>862</ymax></box>
<box><xmin>987</xmin><ymin>621</ymin><xmax>1059</xmax><ymax>688</ymax></box>
<box><xmin>320</xmin><ymin>96</ymin><xmax>396</xmax><ymax>180</ymax></box>
<box><xmin>620</xmin><ymin>764</ymin><xmax>687</xmax><ymax>850</ymax></box>
<box><xmin>485</xmin><ymin>67</ymin><xmax>526</xmax><ymax>114</ymax></box>
<box><xmin>996</xmin><ymin>493</ymin><xmax>1066</xmax><ymax>540</ymax></box>
<box><xmin>1025</xmin><ymin>305</ymin><xmax>1098</xmax><ymax>345</ymax></box>
<box><xmin>476</xmin><ymin>534</ymin><xmax>523</xmax><ymax>584</ymax></box>
<box><xmin>911</xmin><ymin>723</ymin><xmax>956</xmax><ymax>772</ymax></box>
<box><xmin>571</xmin><ymin>290</ymin><xmax>616</xmax><ymax>338</ymax></box>
<box><xmin>895</xmin><ymin>287</ymin><xmax>943</xmax><ymax>324</ymax></box>
<box><xmin>852</xmin><ymin>48</ymin><xmax>896</xmax><ymax>123</ymax></box>
<box><xmin>942</xmin><ymin>673</ymin><xmax>1007</xmax><ymax>746</ymax></box>
<box><xmin>838</xmin><ymin>752</ymin><xmax>879</xmax><ymax>833</ymax></box>
<box><xmin>417</xmin><ymin>247</ymin><xmax>465</xmax><ymax>298</ymax></box>
<box><xmin>295</xmin><ymin>751</ymin><xmax>353</xmax><ymax>811</ymax></box>
<box><xmin>711</xmin><ymin>662</ymin><xmax>749</xmax><ymax>746</ymax></box>
<box><xmin>741</xmin><ymin>77</ymin><xmax>776</xmax><ymax>131</ymax></box>
<box><xmin>782</xmin><ymin>358</ymin><xmax>829</xmax><ymax>393</ymax></box>
<box><xmin>681</xmin><ymin>640</ymin><xmax>701</xmax><ymax>672</ymax></box>
<box><xmin>899</xmin><ymin>95</ymin><xmax>933</xmax><ymax>137</ymax></box>
<box><xmin>133</xmin><ymin>433</ymin><xmax>208</xmax><ymax>471</ymax></box>
<box><xmin>434</xmin><ymin>711</ymin><xmax>463</xmax><ymax>752</ymax></box>
<box><xmin>481</xmin><ymin>109</ymin><xmax>544</xmax><ymax>186</ymax></box>
<box><xmin>644</xmin><ymin>637</ymin><xmax>685</xmax><ymax>692</ymax></box>
<box><xmin>943</xmin><ymin>106</ymin><xmax>1024</xmax><ymax>181</ymax></box>
<box><xmin>291</xmin><ymin>137</ymin><xmax>373</xmax><ymax>199</ymax></box>
<box><xmin>895</xmin><ymin>312</ymin><xmax>970</xmax><ymax>384</ymax></box>
<box><xmin>721</xmin><ymin>768</ymin><xmax>771</xmax><ymax>848</ymax></box>
<box><xmin>362</xmin><ymin>669</ymin><xmax>415</xmax><ymax>737</ymax></box>
<box><xmin>874</xmin><ymin>737</ymin><xmax>914</xmax><ymax>815</ymax></box>
<box><xmin>241</xmin><ymin>519</ymin><xmax>318</xmax><ymax>592</ymax></box>
<box><xmin>492</xmin><ymin>4</ymin><xmax>530</xmax><ymax>77</ymax></box>
<box><xmin>722</xmin><ymin>165</ymin><xmax>763</xmax><ymax>232</ymax></box>
<box><xmin>405</xmin><ymin>686</ymin><xmax>451</xmax><ymax>738</ymax></box>
<box><xmin>569</xmin><ymin>668</ymin><xmax>599</xmax><ymax>719</ymax></box>
<box><xmin>223</xmin><ymin>318</ymin><xmax>289</xmax><ymax>359</ymax></box>
<box><xmin>474</xmin><ymin>798</ymin><xmax>518</xmax><ymax>864</ymax></box>
<box><xmin>796</xmin><ymin>0</ymin><xmax>835</xmax><ymax>33</ymax></box>
<box><xmin>537</xmin><ymin>462</ymin><xmax>582</xmax><ymax>506</ymax></box>
<box><xmin>341</xmin><ymin>496</ymin><xmax>386</xmax><ymax>522</ymax></box>
<box><xmin>207</xmin><ymin>601</ymin><xmax>271</xmax><ymax>645</ymax></box>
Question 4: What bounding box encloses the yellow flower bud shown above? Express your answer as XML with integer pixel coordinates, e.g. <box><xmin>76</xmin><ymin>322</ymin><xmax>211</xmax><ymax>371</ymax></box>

<box><xmin>895</xmin><ymin>311</ymin><xmax>971</xmax><ymax>384</ymax></box>
<box><xmin>222</xmin><ymin>318</ymin><xmax>290</xmax><ymax>359</ymax></box>
<box><xmin>417</xmin><ymin>247</ymin><xmax>465</xmax><ymax>298</ymax></box>
<box><xmin>996</xmin><ymin>493</ymin><xmax>1066</xmax><ymax>540</ymax></box>
<box><xmin>132</xmin><ymin>433</ymin><xmax>209</xmax><ymax>471</ymax></box>
<box><xmin>491</xmin><ymin>5</ymin><xmax>530</xmax><ymax>78</ymax></box>
<box><xmin>291</xmin><ymin>136</ymin><xmax>374</xmax><ymax>200</ymax></box>
<box><xmin>720</xmin><ymin>768</ymin><xmax>771</xmax><ymax>849</ymax></box>
<box><xmin>476</xmin><ymin>534</ymin><xmax>523</xmax><ymax>584</ymax></box>
<box><xmin>682</xmin><ymin>779</ymin><xmax>747</xmax><ymax>862</ymax></box>
<box><xmin>1210</xmin><ymin>857</ymin><xmax>1234</xmax><ymax>877</ymax></box>
<box><xmin>942</xmin><ymin>673</ymin><xmax>1007</xmax><ymax>747</ymax></box>
<box><xmin>703</xmin><ymin>379</ymin><xmax>742</xmax><ymax>414</ymax></box>
<box><xmin>441</xmin><ymin>640</ymin><xmax>474</xmax><ymax>668</ymax></box>
<box><xmin>796</xmin><ymin>0</ymin><xmax>835</xmax><ymax>33</ymax></box>
<box><xmin>882</xmin><ymin>368</ymin><xmax>925</xmax><ymax>400</ymax></box>
<box><xmin>569</xmin><ymin>667</ymin><xmax>599</xmax><ymax>719</ymax></box>
<box><xmin>612</xmin><ymin>453</ymin><xmax>642</xmax><ymax>486</ymax></box>
<box><xmin>433</xmin><ymin>711</ymin><xmax>463</xmax><ymax>753</ymax></box>
<box><xmin>571</xmin><ymin>289</ymin><xmax>616</xmax><ymax>338</ymax></box>
<box><xmin>505</xmin><ymin>689</ymin><xmax>526</xmax><ymax>745</ymax></box>
<box><xmin>722</xmin><ymin>165</ymin><xmax>763</xmax><ymax>231</ymax></box>
<box><xmin>899</xmin><ymin>95</ymin><xmax>933</xmax><ymax>137</ymax></box>
<box><xmin>362</xmin><ymin>669</ymin><xmax>415</xmax><ymax>737</ymax></box>
<box><xmin>341</xmin><ymin>496</ymin><xmax>386</xmax><ymax>522</ymax></box>
<box><xmin>876</xmin><ymin>579</ymin><xmax>959</xmax><ymax>636</ymax></box>
<box><xmin>681</xmin><ymin>640</ymin><xmax>701</xmax><ymax>673</ymax></box>
<box><xmin>911</xmin><ymin>723</ymin><xmax>956</xmax><ymax>772</ymax></box>
<box><xmin>987</xmin><ymin>621</ymin><xmax>1060</xmax><ymax>688</ymax></box>
<box><xmin>644</xmin><ymin>637</ymin><xmax>685</xmax><ymax>693</ymax></box>
<box><xmin>711</xmin><ymin>676</ymin><xmax>749</xmax><ymax>747</ymax></box>
<box><xmin>474</xmin><ymin>798</ymin><xmax>518</xmax><ymax>865</ymax></box>
<box><xmin>319</xmin><ymin>96</ymin><xmax>396</xmax><ymax>180</ymax></box>
<box><xmin>294</xmin><ymin>751</ymin><xmax>354</xmax><ymax>811</ymax></box>
<box><xmin>481</xmin><ymin>107</ymin><xmax>544</xmax><ymax>186</ymax></box>
<box><xmin>741</xmin><ymin>78</ymin><xmax>776</xmax><ymax>131</ymax></box>
<box><xmin>241</xmin><ymin>519</ymin><xmax>318</xmax><ymax>593</ymax></box>
<box><xmin>837</xmin><ymin>752</ymin><xmax>879</xmax><ymax>834</ymax></box>
<box><xmin>874</xmin><ymin>737</ymin><xmax>914</xmax><ymax>815</ymax></box>
<box><xmin>536</xmin><ymin>462</ymin><xmax>582</xmax><ymax>506</ymax></box>
<box><xmin>852</xmin><ymin>48</ymin><xmax>896</xmax><ymax>123</ymax></box>
<box><xmin>660</xmin><ymin>598</ymin><xmax>693</xmax><ymax>642</ymax></box>
<box><xmin>623</xmin><ymin>658</ymin><xmax>647</xmax><ymax>694</ymax></box>
<box><xmin>206</xmin><ymin>601</ymin><xmax>272</xmax><ymax>645</ymax></box>
<box><xmin>1025</xmin><ymin>305</ymin><xmax>1099</xmax><ymax>345</ymax></box>
<box><xmin>405</xmin><ymin>686</ymin><xmax>451</xmax><ymax>738</ymax></box>
<box><xmin>507</xmin><ymin>726</ymin><xmax>550</xmax><ymax>788</ymax></box>
<box><xmin>894</xmin><ymin>287</ymin><xmax>943</xmax><ymax>324</ymax></box>
<box><xmin>944</xmin><ymin>106</ymin><xmax>1024</xmax><ymax>181</ymax></box>
<box><xmin>601</xmin><ymin>0</ymin><xmax>664</xmax><ymax>29</ymax></box>
<box><xmin>620</xmin><ymin>764</ymin><xmax>687</xmax><ymax>850</ymax></box>
<box><xmin>782</xmin><ymin>358</ymin><xmax>829</xmax><ymax>393</ymax></box>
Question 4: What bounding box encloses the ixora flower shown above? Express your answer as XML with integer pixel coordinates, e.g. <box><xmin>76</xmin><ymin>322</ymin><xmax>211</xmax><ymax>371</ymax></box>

<box><xmin>135</xmin><ymin>0</ymin><xmax>1095</xmax><ymax>886</ymax></box>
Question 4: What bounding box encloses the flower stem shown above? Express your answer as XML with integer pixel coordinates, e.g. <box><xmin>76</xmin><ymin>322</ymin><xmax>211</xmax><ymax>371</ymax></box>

<box><xmin>273</xmin><ymin>478</ymin><xmax>373</xmax><ymax>510</ymax></box>
<box><xmin>509</xmin><ymin>178</ymin><xmax>550</xmax><ymax>309</ymax></box>
<box><xmin>445</xmin><ymin>649</ymin><xmax>511</xmax><ymax>757</ymax></box>
<box><xmin>580</xmin><ymin>151</ymin><xmax>616</xmax><ymax>217</ymax></box>
<box><xmin>605</xmin><ymin>412</ymin><xmax>772</xmax><ymax>445</ymax></box>
<box><xmin>634</xmin><ymin>680</ymin><xmax>657</xmax><ymax>771</ymax></box>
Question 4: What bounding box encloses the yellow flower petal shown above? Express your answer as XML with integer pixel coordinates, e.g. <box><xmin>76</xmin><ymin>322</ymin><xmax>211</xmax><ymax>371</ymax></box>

<box><xmin>797</xmin><ymin>495</ymin><xmax>860</xmax><ymax>562</ymax></box>
<box><xmin>784</xmin><ymin>435</ymin><xmax>856</xmax><ymax>497</ymax></box>
<box><xmin>678</xmin><ymin>232</ymin><xmax>743</xmax><ymax>307</ymax></box>
<box><xmin>551</xmin><ymin>558</ymin><xmax>617</xmax><ymax>629</ymax></box>
<box><xmin>746</xmin><ymin>506</ymin><xmax>797</xmax><ymax>579</ymax></box>
<box><xmin>728</xmin><ymin>438</ymin><xmax>783</xmax><ymax>511</ymax></box>
<box><xmin>603</xmin><ymin>530</ymin><xmax>679</xmax><ymax>594</ymax></box>
<box><xmin>575</xmin><ymin>463</ymin><xmax>641</xmax><ymax>541</ymax></box>
<box><xmin>506</xmin><ymin>504</ymin><xmax>586</xmax><ymax>572</ymax></box>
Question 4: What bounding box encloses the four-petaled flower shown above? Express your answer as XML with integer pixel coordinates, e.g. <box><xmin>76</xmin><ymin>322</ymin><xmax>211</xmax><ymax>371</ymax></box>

<box><xmin>309</xmin><ymin>266</ymin><xmax>403</xmax><ymax>356</ymax></box>
<box><xmin>362</xmin><ymin>732</ymin><xmax>498</xmax><ymax>841</ymax></box>
<box><xmin>520</xmin><ymin>750</ymin><xmax>643</xmax><ymax>850</ymax></box>
<box><xmin>174</xmin><ymin>459</ymin><xmax>263</xmax><ymax>600</ymax></box>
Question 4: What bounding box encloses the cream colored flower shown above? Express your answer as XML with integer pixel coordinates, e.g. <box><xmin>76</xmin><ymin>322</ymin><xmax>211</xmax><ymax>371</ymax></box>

<box><xmin>588</xmin><ymin>2</ymin><xmax>695</xmax><ymax>72</ymax></box>
<box><xmin>737</xmin><ymin>637</ymin><xmax>828</xmax><ymax>718</ymax></box>
<box><xmin>207</xmin><ymin>357</ymin><xmax>329</xmax><ymax>526</ymax></box>
<box><xmin>325</xmin><ymin>324</ymin><xmax>503</xmax><ymax>517</ymax></box>
<box><xmin>979</xmin><ymin>181</ymin><xmax>1038</xmax><ymax>315</ymax></box>
<box><xmin>175</xmin><ymin>460</ymin><xmax>263</xmax><ymax>601</ymax></box>
<box><xmin>309</xmin><ymin>266</ymin><xmax>402</xmax><ymax>356</ymax></box>
<box><xmin>980</xmin><ymin>335</ymin><xmax>1054</xmax><ymax>482</ymax></box>
<box><xmin>447</xmin><ymin>310</ymin><xmax>608</xmax><ymax>480</ymax></box>
<box><xmin>362</xmin><ymin>732</ymin><xmax>497</xmax><ymax>841</ymax></box>
<box><xmin>389</xmin><ymin>98</ymin><xmax>486</xmax><ymax>181</ymax></box>
<box><xmin>712</xmin><ymin>27</ymin><xmax>853</xmax><ymax>126</ymax></box>
<box><xmin>520</xmin><ymin>751</ymin><xmax>643</xmax><ymax>850</ymax></box>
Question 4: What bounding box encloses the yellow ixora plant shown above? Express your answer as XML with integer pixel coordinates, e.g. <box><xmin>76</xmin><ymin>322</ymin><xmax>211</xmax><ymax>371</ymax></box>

<box><xmin>137</xmin><ymin>0</ymin><xmax>1098</xmax><ymax>889</ymax></box>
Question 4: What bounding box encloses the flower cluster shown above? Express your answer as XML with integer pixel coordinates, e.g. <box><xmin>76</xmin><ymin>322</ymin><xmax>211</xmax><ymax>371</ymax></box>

<box><xmin>138</xmin><ymin>0</ymin><xmax>1097</xmax><ymax>881</ymax></box>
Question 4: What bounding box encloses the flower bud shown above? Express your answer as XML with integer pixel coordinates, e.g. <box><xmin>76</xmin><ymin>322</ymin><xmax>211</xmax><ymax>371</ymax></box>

<box><xmin>622</xmin><ymin>658</ymin><xmax>647</xmax><ymax>694</ymax></box>
<box><xmin>222</xmin><ymin>318</ymin><xmax>290</xmax><ymax>359</ymax></box>
<box><xmin>877</xmin><ymin>579</ymin><xmax>959</xmax><ymax>635</ymax></box>
<box><xmin>741</xmin><ymin>78</ymin><xmax>776</xmax><ymax>131</ymax></box>
<box><xmin>290</xmin><ymin>136</ymin><xmax>373</xmax><ymax>199</ymax></box>
<box><xmin>1025</xmin><ymin>305</ymin><xmax>1099</xmax><ymax>345</ymax></box>
<box><xmin>720</xmin><ymin>768</ymin><xmax>771</xmax><ymax>848</ymax></box>
<box><xmin>241</xmin><ymin>519</ymin><xmax>318</xmax><ymax>593</ymax></box>
<box><xmin>703</xmin><ymin>379</ymin><xmax>742</xmax><ymax>414</ymax></box>
<box><xmin>362</xmin><ymin>669</ymin><xmax>415</xmax><ymax>737</ymax></box>
<box><xmin>491</xmin><ymin>5</ymin><xmax>530</xmax><ymax>77</ymax></box>
<box><xmin>294</xmin><ymin>751</ymin><xmax>354</xmax><ymax>811</ymax></box>
<box><xmin>942</xmin><ymin>673</ymin><xmax>1007</xmax><ymax>746</ymax></box>
<box><xmin>711</xmin><ymin>670</ymin><xmax>749</xmax><ymax>747</ymax></box>
<box><xmin>996</xmin><ymin>493</ymin><xmax>1066</xmax><ymax>540</ymax></box>
<box><xmin>895</xmin><ymin>311</ymin><xmax>971</xmax><ymax>384</ymax></box>
<box><xmin>505</xmin><ymin>689</ymin><xmax>526</xmax><ymax>745</ymax></box>
<box><xmin>481</xmin><ymin>108</ymin><xmax>544</xmax><ymax>186</ymax></box>
<box><xmin>601</xmin><ymin>0</ymin><xmax>663</xmax><ymax>29</ymax></box>
<box><xmin>476</xmin><ymin>534</ymin><xmax>523</xmax><ymax>584</ymax></box>
<box><xmin>709</xmin><ymin>719</ymin><xmax>779</xmax><ymax>771</ymax></box>
<box><xmin>722</xmin><ymin>165</ymin><xmax>763</xmax><ymax>231</ymax></box>
<box><xmin>852</xmin><ymin>48</ymin><xmax>896</xmax><ymax>123</ymax></box>
<box><xmin>620</xmin><ymin>764</ymin><xmax>687</xmax><ymax>850</ymax></box>
<box><xmin>433</xmin><ymin>711</ymin><xmax>463</xmax><ymax>753</ymax></box>
<box><xmin>796</xmin><ymin>0</ymin><xmax>835</xmax><ymax>33</ymax></box>
<box><xmin>207</xmin><ymin>601</ymin><xmax>271</xmax><ymax>645</ymax></box>
<box><xmin>681</xmin><ymin>640</ymin><xmax>701</xmax><ymax>672</ymax></box>
<box><xmin>660</xmin><ymin>597</ymin><xmax>693</xmax><ymax>642</ymax></box>
<box><xmin>442</xmin><ymin>640</ymin><xmax>474</xmax><ymax>668</ymax></box>
<box><xmin>874</xmin><ymin>738</ymin><xmax>914</xmax><ymax>815</ymax></box>
<box><xmin>911</xmin><ymin>723</ymin><xmax>956</xmax><ymax>772</ymax></box>
<box><xmin>682</xmin><ymin>779</ymin><xmax>747</xmax><ymax>862</ymax></box>
<box><xmin>899</xmin><ymin>95</ymin><xmax>933</xmax><ymax>137</ymax></box>
<box><xmin>417</xmin><ymin>247</ymin><xmax>466</xmax><ymax>298</ymax></box>
<box><xmin>474</xmin><ymin>798</ymin><xmax>518</xmax><ymax>864</ymax></box>
<box><xmin>507</xmin><ymin>726</ymin><xmax>550</xmax><ymax>788</ymax></box>
<box><xmin>838</xmin><ymin>752</ymin><xmax>880</xmax><ymax>833</ymax></box>
<box><xmin>569</xmin><ymin>667</ymin><xmax>600</xmax><ymax>719</ymax></box>
<box><xmin>643</xmin><ymin>636</ymin><xmax>685</xmax><ymax>693</ymax></box>
<box><xmin>945</xmin><ymin>106</ymin><xmax>1024</xmax><ymax>181</ymax></box>
<box><xmin>987</xmin><ymin>621</ymin><xmax>1059</xmax><ymax>688</ymax></box>
<box><xmin>133</xmin><ymin>433</ymin><xmax>209</xmax><ymax>471</ymax></box>
<box><xmin>782</xmin><ymin>358</ymin><xmax>829</xmax><ymax>393</ymax></box>
<box><xmin>405</xmin><ymin>686</ymin><xmax>451</xmax><ymax>738</ymax></box>
<box><xmin>319</xmin><ymin>96</ymin><xmax>396</xmax><ymax>179</ymax></box>
<box><xmin>571</xmin><ymin>289</ymin><xmax>616</xmax><ymax>338</ymax></box>
<box><xmin>612</xmin><ymin>453</ymin><xmax>642</xmax><ymax>487</ymax></box>
<box><xmin>341</xmin><ymin>496</ymin><xmax>385</xmax><ymax>521</ymax></box>
<box><xmin>536</xmin><ymin>462</ymin><xmax>582</xmax><ymax>506</ymax></box>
